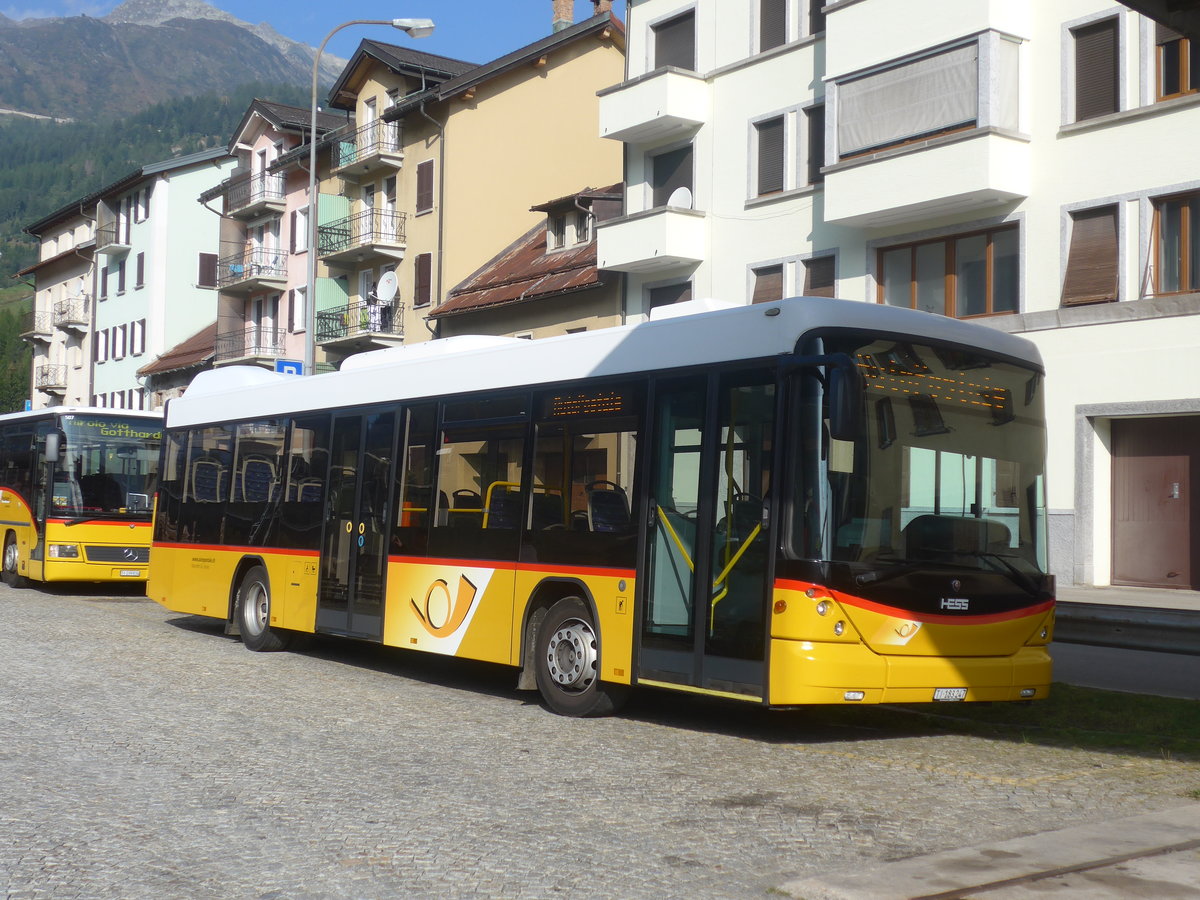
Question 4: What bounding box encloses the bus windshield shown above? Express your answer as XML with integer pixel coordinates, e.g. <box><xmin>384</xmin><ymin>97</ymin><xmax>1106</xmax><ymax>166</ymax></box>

<box><xmin>793</xmin><ymin>335</ymin><xmax>1049</xmax><ymax>590</ymax></box>
<box><xmin>55</xmin><ymin>414</ymin><xmax>162</xmax><ymax>519</ymax></box>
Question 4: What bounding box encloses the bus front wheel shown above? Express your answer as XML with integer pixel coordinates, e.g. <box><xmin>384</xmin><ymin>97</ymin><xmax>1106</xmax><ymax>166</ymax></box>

<box><xmin>2</xmin><ymin>534</ymin><xmax>25</xmax><ymax>588</ymax></box>
<box><xmin>534</xmin><ymin>596</ymin><xmax>628</xmax><ymax>717</ymax></box>
<box><xmin>236</xmin><ymin>565</ymin><xmax>290</xmax><ymax>652</ymax></box>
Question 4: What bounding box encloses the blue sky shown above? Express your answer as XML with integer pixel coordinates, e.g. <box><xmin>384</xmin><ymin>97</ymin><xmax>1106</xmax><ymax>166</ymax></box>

<box><xmin>0</xmin><ymin>1</ymin><xmax>627</xmax><ymax>64</ymax></box>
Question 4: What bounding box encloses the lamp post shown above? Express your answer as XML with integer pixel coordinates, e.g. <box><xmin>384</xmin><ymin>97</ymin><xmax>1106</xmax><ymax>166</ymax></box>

<box><xmin>305</xmin><ymin>17</ymin><xmax>435</xmax><ymax>376</ymax></box>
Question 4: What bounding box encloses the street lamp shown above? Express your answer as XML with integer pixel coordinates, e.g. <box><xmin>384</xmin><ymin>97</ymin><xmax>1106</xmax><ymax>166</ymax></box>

<box><xmin>305</xmin><ymin>17</ymin><xmax>435</xmax><ymax>376</ymax></box>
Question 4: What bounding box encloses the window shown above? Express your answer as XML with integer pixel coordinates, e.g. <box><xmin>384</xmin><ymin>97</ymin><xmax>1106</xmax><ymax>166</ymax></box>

<box><xmin>805</xmin><ymin>104</ymin><xmax>825</xmax><ymax>184</ymax></box>
<box><xmin>652</xmin><ymin>144</ymin><xmax>693</xmax><ymax>207</ymax></box>
<box><xmin>94</xmin><ymin>329</ymin><xmax>109</xmax><ymax>363</ymax></box>
<box><xmin>878</xmin><ymin>225</ymin><xmax>1018</xmax><ymax>317</ymax></box>
<box><xmin>760</xmin><ymin>0</ymin><xmax>786</xmax><ymax>53</ymax></box>
<box><xmin>392</xmin><ymin>405</ymin><xmax>436</xmax><ymax>556</ymax></box>
<box><xmin>803</xmin><ymin>255</ymin><xmax>836</xmax><ymax>297</ymax></box>
<box><xmin>198</xmin><ymin>253</ymin><xmax>217</xmax><ymax>289</ymax></box>
<box><xmin>751</xmin><ymin>264</ymin><xmax>783</xmax><ymax>303</ymax></box>
<box><xmin>648</xmin><ymin>282</ymin><xmax>692</xmax><ymax>311</ymax></box>
<box><xmin>654</xmin><ymin>10</ymin><xmax>696</xmax><ymax>71</ymax></box>
<box><xmin>1153</xmin><ymin>191</ymin><xmax>1200</xmax><ymax>295</ymax></box>
<box><xmin>575</xmin><ymin>210</ymin><xmax>590</xmax><ymax>244</ymax></box>
<box><xmin>549</xmin><ymin>214</ymin><xmax>566</xmax><ymax>250</ymax></box>
<box><xmin>1157</xmin><ymin>23</ymin><xmax>1199</xmax><ymax>100</ymax></box>
<box><xmin>116</xmin><ymin>259</ymin><xmax>126</xmax><ymax>294</ymax></box>
<box><xmin>135</xmin><ymin>251</ymin><xmax>144</xmax><ymax>289</ymax></box>
<box><xmin>132</xmin><ymin>318</ymin><xmax>147</xmax><ymax>355</ymax></box>
<box><xmin>1061</xmin><ymin>206</ymin><xmax>1118</xmax><ymax>305</ymax></box>
<box><xmin>292</xmin><ymin>206</ymin><xmax>310</xmax><ymax>253</ymax></box>
<box><xmin>291</xmin><ymin>286</ymin><xmax>307</xmax><ymax>333</ymax></box>
<box><xmin>1072</xmin><ymin>18</ymin><xmax>1119</xmax><ymax>121</ymax></box>
<box><xmin>113</xmin><ymin>324</ymin><xmax>128</xmax><ymax>360</ymax></box>
<box><xmin>416</xmin><ymin>159</ymin><xmax>434</xmax><ymax>214</ymax></box>
<box><xmin>414</xmin><ymin>252</ymin><xmax>432</xmax><ymax>307</ymax></box>
<box><xmin>809</xmin><ymin>1</ymin><xmax>825</xmax><ymax>36</ymax></box>
<box><xmin>756</xmin><ymin>116</ymin><xmax>785</xmax><ymax>196</ymax></box>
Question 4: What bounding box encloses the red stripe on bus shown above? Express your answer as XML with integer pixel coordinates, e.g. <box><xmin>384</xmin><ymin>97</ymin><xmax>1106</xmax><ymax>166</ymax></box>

<box><xmin>153</xmin><ymin>542</ymin><xmax>320</xmax><ymax>558</ymax></box>
<box><xmin>48</xmin><ymin>518</ymin><xmax>151</xmax><ymax>527</ymax></box>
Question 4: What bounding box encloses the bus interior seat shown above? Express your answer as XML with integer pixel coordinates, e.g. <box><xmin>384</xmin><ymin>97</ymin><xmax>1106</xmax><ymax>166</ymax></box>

<box><xmin>587</xmin><ymin>480</ymin><xmax>630</xmax><ymax>533</ymax></box>
<box><xmin>191</xmin><ymin>457</ymin><xmax>227</xmax><ymax>503</ymax></box>
<box><xmin>486</xmin><ymin>487</ymin><xmax>521</xmax><ymax>530</ymax></box>
<box><xmin>450</xmin><ymin>488</ymin><xmax>482</xmax><ymax>528</ymax></box>
<box><xmin>238</xmin><ymin>456</ymin><xmax>277</xmax><ymax>502</ymax></box>
<box><xmin>903</xmin><ymin>514</ymin><xmax>1012</xmax><ymax>559</ymax></box>
<box><xmin>530</xmin><ymin>492</ymin><xmax>564</xmax><ymax>531</ymax></box>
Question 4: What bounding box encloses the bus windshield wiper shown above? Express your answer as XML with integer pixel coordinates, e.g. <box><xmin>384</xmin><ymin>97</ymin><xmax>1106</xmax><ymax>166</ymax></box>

<box><xmin>855</xmin><ymin>556</ymin><xmax>959</xmax><ymax>586</ymax></box>
<box><xmin>966</xmin><ymin>551</ymin><xmax>1046</xmax><ymax>599</ymax></box>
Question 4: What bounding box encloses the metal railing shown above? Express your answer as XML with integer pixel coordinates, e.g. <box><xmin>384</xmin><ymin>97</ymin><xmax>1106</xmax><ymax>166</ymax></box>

<box><xmin>316</xmin><ymin>300</ymin><xmax>405</xmax><ymax>343</ymax></box>
<box><xmin>35</xmin><ymin>364</ymin><xmax>67</xmax><ymax>390</ymax></box>
<box><xmin>95</xmin><ymin>221</ymin><xmax>127</xmax><ymax>250</ymax></box>
<box><xmin>214</xmin><ymin>326</ymin><xmax>287</xmax><ymax>362</ymax></box>
<box><xmin>21</xmin><ymin>310</ymin><xmax>52</xmax><ymax>338</ymax></box>
<box><xmin>318</xmin><ymin>209</ymin><xmax>406</xmax><ymax>257</ymax></box>
<box><xmin>216</xmin><ymin>246</ymin><xmax>288</xmax><ymax>289</ymax></box>
<box><xmin>223</xmin><ymin>172</ymin><xmax>285</xmax><ymax>215</ymax></box>
<box><xmin>53</xmin><ymin>297</ymin><xmax>90</xmax><ymax>328</ymax></box>
<box><xmin>332</xmin><ymin>120</ymin><xmax>402</xmax><ymax>169</ymax></box>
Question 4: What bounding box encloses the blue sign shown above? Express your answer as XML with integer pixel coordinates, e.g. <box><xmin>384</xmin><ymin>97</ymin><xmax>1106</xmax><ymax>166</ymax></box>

<box><xmin>275</xmin><ymin>359</ymin><xmax>303</xmax><ymax>376</ymax></box>
<box><xmin>24</xmin><ymin>399</ymin><xmax>32</xmax><ymax>411</ymax></box>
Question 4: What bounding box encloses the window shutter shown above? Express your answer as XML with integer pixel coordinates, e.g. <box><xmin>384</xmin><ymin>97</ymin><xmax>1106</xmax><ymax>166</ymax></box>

<box><xmin>1074</xmin><ymin>19</ymin><xmax>1119</xmax><ymax>121</ymax></box>
<box><xmin>101</xmin><ymin>265</ymin><xmax>109</xmax><ymax>298</ymax></box>
<box><xmin>198</xmin><ymin>253</ymin><xmax>217</xmax><ymax>288</ymax></box>
<box><xmin>290</xmin><ymin>211</ymin><xmax>297</xmax><ymax>254</ymax></box>
<box><xmin>756</xmin><ymin>117</ymin><xmax>785</xmax><ymax>195</ymax></box>
<box><xmin>806</xmin><ymin>104</ymin><xmax>826</xmax><ymax>184</ymax></box>
<box><xmin>117</xmin><ymin>259</ymin><xmax>126</xmax><ymax>292</ymax></box>
<box><xmin>809</xmin><ymin>3</ymin><xmax>826</xmax><ymax>36</ymax></box>
<box><xmin>287</xmin><ymin>289</ymin><xmax>295</xmax><ymax>332</ymax></box>
<box><xmin>416</xmin><ymin>160</ymin><xmax>434</xmax><ymax>213</ymax></box>
<box><xmin>653</xmin><ymin>11</ymin><xmax>695</xmax><ymax>70</ymax></box>
<box><xmin>751</xmin><ymin>265</ymin><xmax>784</xmax><ymax>304</ymax></box>
<box><xmin>138</xmin><ymin>318</ymin><xmax>146</xmax><ymax>354</ymax></box>
<box><xmin>136</xmin><ymin>251</ymin><xmax>144</xmax><ymax>287</ymax></box>
<box><xmin>760</xmin><ymin>0</ymin><xmax>786</xmax><ymax>52</ymax></box>
<box><xmin>803</xmin><ymin>255</ymin><xmax>836</xmax><ymax>297</ymax></box>
<box><xmin>415</xmin><ymin>253</ymin><xmax>432</xmax><ymax>306</ymax></box>
<box><xmin>652</xmin><ymin>144</ymin><xmax>694</xmax><ymax>207</ymax></box>
<box><xmin>1061</xmin><ymin>206</ymin><xmax>1118</xmax><ymax>305</ymax></box>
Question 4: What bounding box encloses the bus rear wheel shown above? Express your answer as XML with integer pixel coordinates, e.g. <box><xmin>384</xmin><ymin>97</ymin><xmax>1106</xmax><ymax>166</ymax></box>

<box><xmin>236</xmin><ymin>565</ymin><xmax>289</xmax><ymax>652</ymax></box>
<box><xmin>2</xmin><ymin>534</ymin><xmax>25</xmax><ymax>588</ymax></box>
<box><xmin>534</xmin><ymin>596</ymin><xmax>628</xmax><ymax>717</ymax></box>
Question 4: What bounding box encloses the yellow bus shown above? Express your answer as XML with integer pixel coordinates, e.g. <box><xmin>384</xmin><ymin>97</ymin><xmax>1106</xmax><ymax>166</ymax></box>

<box><xmin>149</xmin><ymin>298</ymin><xmax>1053</xmax><ymax>716</ymax></box>
<box><xmin>0</xmin><ymin>407</ymin><xmax>162</xmax><ymax>586</ymax></box>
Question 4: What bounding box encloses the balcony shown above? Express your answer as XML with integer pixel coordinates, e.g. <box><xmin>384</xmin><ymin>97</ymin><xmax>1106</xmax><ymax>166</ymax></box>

<box><xmin>331</xmin><ymin>120</ymin><xmax>404</xmax><ymax>178</ymax></box>
<box><xmin>822</xmin><ymin>129</ymin><xmax>1030</xmax><ymax>227</ymax></box>
<box><xmin>598</xmin><ymin>68</ymin><xmax>708</xmax><ymax>144</ymax></box>
<box><xmin>216</xmin><ymin>246</ymin><xmax>288</xmax><ymax>293</ymax></box>
<box><xmin>596</xmin><ymin>207</ymin><xmax>706</xmax><ymax>274</ymax></box>
<box><xmin>53</xmin><ymin>297</ymin><xmax>90</xmax><ymax>333</ymax></box>
<box><xmin>222</xmin><ymin>172</ymin><xmax>286</xmax><ymax>219</ymax></box>
<box><xmin>318</xmin><ymin>210</ymin><xmax>407</xmax><ymax>265</ymax></box>
<box><xmin>316</xmin><ymin>300</ymin><xmax>405</xmax><ymax>354</ymax></box>
<box><xmin>214</xmin><ymin>326</ymin><xmax>287</xmax><ymax>367</ymax></box>
<box><xmin>20</xmin><ymin>310</ymin><xmax>52</xmax><ymax>343</ymax></box>
<box><xmin>35</xmin><ymin>365</ymin><xmax>67</xmax><ymax>394</ymax></box>
<box><xmin>95</xmin><ymin>222</ymin><xmax>130</xmax><ymax>256</ymax></box>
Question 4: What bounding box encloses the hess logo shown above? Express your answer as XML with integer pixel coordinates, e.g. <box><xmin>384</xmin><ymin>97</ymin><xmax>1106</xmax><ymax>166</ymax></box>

<box><xmin>940</xmin><ymin>597</ymin><xmax>970</xmax><ymax>611</ymax></box>
<box><xmin>411</xmin><ymin>574</ymin><xmax>478</xmax><ymax>637</ymax></box>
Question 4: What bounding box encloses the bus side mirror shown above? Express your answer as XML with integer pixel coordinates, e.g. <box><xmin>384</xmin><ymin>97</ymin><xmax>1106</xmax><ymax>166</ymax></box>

<box><xmin>827</xmin><ymin>365</ymin><xmax>862</xmax><ymax>442</ymax></box>
<box><xmin>44</xmin><ymin>433</ymin><xmax>61</xmax><ymax>463</ymax></box>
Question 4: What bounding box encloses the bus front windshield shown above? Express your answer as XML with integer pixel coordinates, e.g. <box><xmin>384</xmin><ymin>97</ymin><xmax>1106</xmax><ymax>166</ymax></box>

<box><xmin>793</xmin><ymin>335</ymin><xmax>1049</xmax><ymax>593</ymax></box>
<box><xmin>55</xmin><ymin>415</ymin><xmax>161</xmax><ymax>519</ymax></box>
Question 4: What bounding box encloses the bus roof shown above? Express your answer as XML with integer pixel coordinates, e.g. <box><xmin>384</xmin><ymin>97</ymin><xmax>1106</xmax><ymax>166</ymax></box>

<box><xmin>0</xmin><ymin>407</ymin><xmax>163</xmax><ymax>426</ymax></box>
<box><xmin>167</xmin><ymin>297</ymin><xmax>1043</xmax><ymax>429</ymax></box>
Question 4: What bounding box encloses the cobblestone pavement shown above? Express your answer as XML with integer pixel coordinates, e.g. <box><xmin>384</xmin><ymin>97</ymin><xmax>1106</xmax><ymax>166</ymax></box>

<box><xmin>2</xmin><ymin>583</ymin><xmax>1197</xmax><ymax>899</ymax></box>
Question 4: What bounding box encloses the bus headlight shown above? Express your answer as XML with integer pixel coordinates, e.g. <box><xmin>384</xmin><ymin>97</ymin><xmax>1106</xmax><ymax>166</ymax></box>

<box><xmin>48</xmin><ymin>544</ymin><xmax>80</xmax><ymax>559</ymax></box>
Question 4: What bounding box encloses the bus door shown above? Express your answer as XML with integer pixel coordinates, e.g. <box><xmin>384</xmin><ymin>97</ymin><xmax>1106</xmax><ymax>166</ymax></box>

<box><xmin>639</xmin><ymin>371</ymin><xmax>776</xmax><ymax>700</ymax></box>
<box><xmin>316</xmin><ymin>409</ymin><xmax>397</xmax><ymax>639</ymax></box>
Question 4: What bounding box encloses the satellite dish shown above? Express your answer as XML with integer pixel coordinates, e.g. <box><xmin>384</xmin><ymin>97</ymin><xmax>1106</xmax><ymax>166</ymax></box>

<box><xmin>376</xmin><ymin>270</ymin><xmax>398</xmax><ymax>303</ymax></box>
<box><xmin>667</xmin><ymin>186</ymin><xmax>693</xmax><ymax>209</ymax></box>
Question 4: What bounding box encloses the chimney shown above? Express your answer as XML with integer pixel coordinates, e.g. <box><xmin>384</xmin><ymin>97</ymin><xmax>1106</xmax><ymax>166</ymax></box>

<box><xmin>592</xmin><ymin>0</ymin><xmax>613</xmax><ymax>14</ymax></box>
<box><xmin>552</xmin><ymin>0</ymin><xmax>573</xmax><ymax>32</ymax></box>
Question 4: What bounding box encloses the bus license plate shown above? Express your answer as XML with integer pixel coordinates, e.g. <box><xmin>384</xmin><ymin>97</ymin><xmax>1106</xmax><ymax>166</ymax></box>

<box><xmin>933</xmin><ymin>688</ymin><xmax>967</xmax><ymax>701</ymax></box>
<box><xmin>119</xmin><ymin>569</ymin><xmax>141</xmax><ymax>578</ymax></box>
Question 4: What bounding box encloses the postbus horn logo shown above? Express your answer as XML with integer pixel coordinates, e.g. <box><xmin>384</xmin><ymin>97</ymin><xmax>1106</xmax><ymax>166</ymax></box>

<box><xmin>411</xmin><ymin>574</ymin><xmax>478</xmax><ymax>638</ymax></box>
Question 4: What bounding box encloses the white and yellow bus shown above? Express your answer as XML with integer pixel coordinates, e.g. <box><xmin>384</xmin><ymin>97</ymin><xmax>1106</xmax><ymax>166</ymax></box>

<box><xmin>0</xmin><ymin>407</ymin><xmax>161</xmax><ymax>586</ymax></box>
<box><xmin>149</xmin><ymin>297</ymin><xmax>1053</xmax><ymax>716</ymax></box>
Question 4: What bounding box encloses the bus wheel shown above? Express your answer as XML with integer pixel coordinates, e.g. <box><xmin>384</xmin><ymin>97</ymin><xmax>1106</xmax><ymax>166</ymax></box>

<box><xmin>2</xmin><ymin>534</ymin><xmax>25</xmax><ymax>588</ymax></box>
<box><xmin>236</xmin><ymin>565</ymin><xmax>289</xmax><ymax>652</ymax></box>
<box><xmin>535</xmin><ymin>597</ymin><xmax>628</xmax><ymax>717</ymax></box>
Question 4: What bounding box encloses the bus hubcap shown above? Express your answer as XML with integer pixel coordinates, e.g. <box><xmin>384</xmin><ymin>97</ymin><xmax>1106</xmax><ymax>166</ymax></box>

<box><xmin>545</xmin><ymin>618</ymin><xmax>597</xmax><ymax>691</ymax></box>
<box><xmin>4</xmin><ymin>541</ymin><xmax>17</xmax><ymax>573</ymax></box>
<box><xmin>246</xmin><ymin>583</ymin><xmax>268</xmax><ymax>633</ymax></box>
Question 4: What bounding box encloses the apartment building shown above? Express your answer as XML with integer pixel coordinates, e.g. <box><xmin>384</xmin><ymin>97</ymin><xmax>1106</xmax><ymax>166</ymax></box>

<box><xmin>597</xmin><ymin>0</ymin><xmax>1200</xmax><ymax>591</ymax></box>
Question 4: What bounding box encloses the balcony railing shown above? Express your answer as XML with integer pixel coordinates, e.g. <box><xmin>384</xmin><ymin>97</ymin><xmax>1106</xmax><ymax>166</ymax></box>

<box><xmin>214</xmin><ymin>326</ymin><xmax>287</xmax><ymax>363</ymax></box>
<box><xmin>318</xmin><ymin>209</ymin><xmax>407</xmax><ymax>261</ymax></box>
<box><xmin>20</xmin><ymin>310</ymin><xmax>52</xmax><ymax>340</ymax></box>
<box><xmin>35</xmin><ymin>364</ymin><xmax>67</xmax><ymax>392</ymax></box>
<box><xmin>53</xmin><ymin>297</ymin><xmax>90</xmax><ymax>331</ymax></box>
<box><xmin>316</xmin><ymin>300</ymin><xmax>405</xmax><ymax>344</ymax></box>
<box><xmin>332</xmin><ymin>120</ymin><xmax>403</xmax><ymax>172</ymax></box>
<box><xmin>95</xmin><ymin>221</ymin><xmax>130</xmax><ymax>254</ymax></box>
<box><xmin>223</xmin><ymin>172</ymin><xmax>286</xmax><ymax>217</ymax></box>
<box><xmin>216</xmin><ymin>246</ymin><xmax>288</xmax><ymax>290</ymax></box>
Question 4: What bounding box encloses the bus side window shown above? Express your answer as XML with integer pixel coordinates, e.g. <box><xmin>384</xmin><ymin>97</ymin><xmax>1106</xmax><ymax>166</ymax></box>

<box><xmin>154</xmin><ymin>430</ymin><xmax>189</xmax><ymax>542</ymax></box>
<box><xmin>393</xmin><ymin>404</ymin><xmax>435</xmax><ymax>556</ymax></box>
<box><xmin>278</xmin><ymin>414</ymin><xmax>331</xmax><ymax>552</ymax></box>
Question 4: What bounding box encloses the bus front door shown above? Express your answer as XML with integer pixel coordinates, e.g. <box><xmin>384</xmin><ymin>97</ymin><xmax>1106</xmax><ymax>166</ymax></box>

<box><xmin>316</xmin><ymin>410</ymin><xmax>397</xmax><ymax>639</ymax></box>
<box><xmin>639</xmin><ymin>372</ymin><xmax>775</xmax><ymax>701</ymax></box>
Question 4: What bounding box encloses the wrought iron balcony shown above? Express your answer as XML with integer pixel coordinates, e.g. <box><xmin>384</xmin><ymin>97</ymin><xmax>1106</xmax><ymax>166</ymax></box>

<box><xmin>20</xmin><ymin>310</ymin><xmax>52</xmax><ymax>342</ymax></box>
<box><xmin>318</xmin><ymin>209</ymin><xmax>407</xmax><ymax>264</ymax></box>
<box><xmin>222</xmin><ymin>172</ymin><xmax>286</xmax><ymax>219</ymax></box>
<box><xmin>214</xmin><ymin>326</ymin><xmax>287</xmax><ymax>364</ymax></box>
<box><xmin>331</xmin><ymin>120</ymin><xmax>403</xmax><ymax>176</ymax></box>
<box><xmin>316</xmin><ymin>299</ymin><xmax>405</xmax><ymax>352</ymax></box>
<box><xmin>216</xmin><ymin>246</ymin><xmax>288</xmax><ymax>292</ymax></box>
<box><xmin>53</xmin><ymin>297</ymin><xmax>90</xmax><ymax>332</ymax></box>
<box><xmin>35</xmin><ymin>364</ymin><xmax>67</xmax><ymax>393</ymax></box>
<box><xmin>95</xmin><ymin>221</ymin><xmax>130</xmax><ymax>255</ymax></box>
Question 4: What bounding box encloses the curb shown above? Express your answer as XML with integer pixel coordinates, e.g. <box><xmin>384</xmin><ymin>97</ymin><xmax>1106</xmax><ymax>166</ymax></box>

<box><xmin>1054</xmin><ymin>602</ymin><xmax>1200</xmax><ymax>655</ymax></box>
